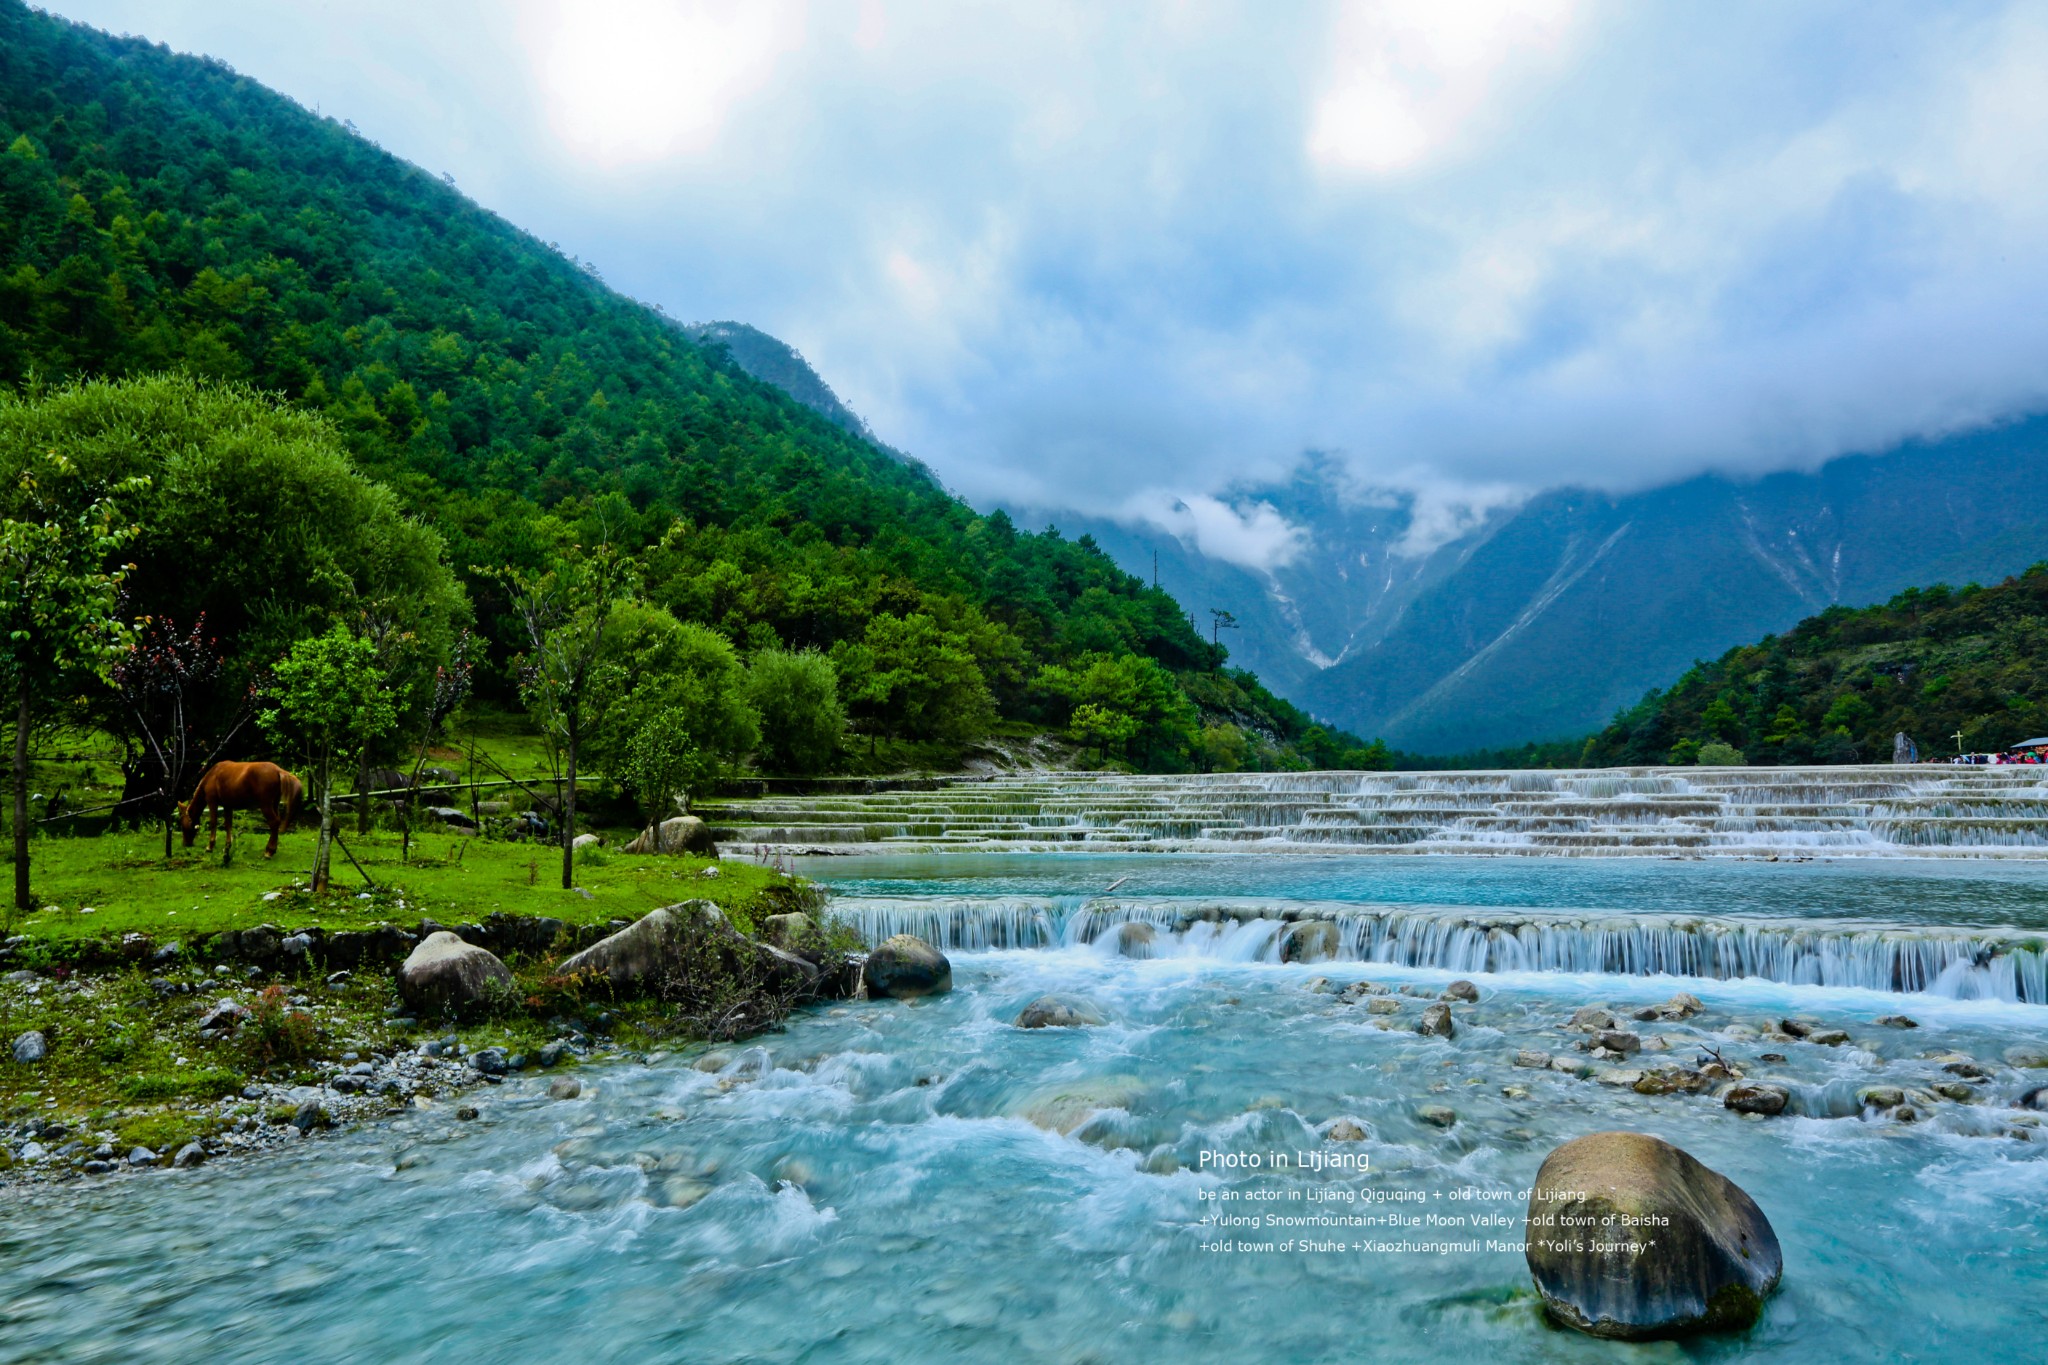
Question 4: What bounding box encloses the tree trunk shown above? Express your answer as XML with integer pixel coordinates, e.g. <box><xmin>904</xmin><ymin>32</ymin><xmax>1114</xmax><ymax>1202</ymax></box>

<box><xmin>313</xmin><ymin>748</ymin><xmax>335</xmax><ymax>894</ymax></box>
<box><xmin>356</xmin><ymin>750</ymin><xmax>372</xmax><ymax>835</ymax></box>
<box><xmin>560</xmin><ymin>719</ymin><xmax>577</xmax><ymax>891</ymax></box>
<box><xmin>12</xmin><ymin>679</ymin><xmax>29</xmax><ymax>914</ymax></box>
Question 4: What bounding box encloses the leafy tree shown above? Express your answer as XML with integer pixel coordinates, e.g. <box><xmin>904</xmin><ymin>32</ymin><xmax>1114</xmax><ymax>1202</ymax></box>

<box><xmin>0</xmin><ymin>376</ymin><xmax>469</xmax><ymax>767</ymax></box>
<box><xmin>833</xmin><ymin>613</ymin><xmax>996</xmax><ymax>746</ymax></box>
<box><xmin>1</xmin><ymin>452</ymin><xmax>145</xmax><ymax>911</ymax></box>
<box><xmin>395</xmin><ymin>628</ymin><xmax>474</xmax><ymax>861</ymax></box>
<box><xmin>110</xmin><ymin>614</ymin><xmax>227</xmax><ymax>857</ymax></box>
<box><xmin>258</xmin><ymin>625</ymin><xmax>397</xmax><ymax>892</ymax></box>
<box><xmin>588</xmin><ymin>602</ymin><xmax>758</xmax><ymax>803</ymax></box>
<box><xmin>744</xmin><ymin>648</ymin><xmax>845</xmax><ymax>774</ymax></box>
<box><xmin>493</xmin><ymin>548</ymin><xmax>635</xmax><ymax>890</ymax></box>
<box><xmin>618</xmin><ymin>707</ymin><xmax>701</xmax><ymax>825</ymax></box>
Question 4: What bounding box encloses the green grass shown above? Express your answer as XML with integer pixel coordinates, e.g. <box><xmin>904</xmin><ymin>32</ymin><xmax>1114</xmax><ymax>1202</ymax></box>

<box><xmin>6</xmin><ymin>825</ymin><xmax>793</xmax><ymax>945</ymax></box>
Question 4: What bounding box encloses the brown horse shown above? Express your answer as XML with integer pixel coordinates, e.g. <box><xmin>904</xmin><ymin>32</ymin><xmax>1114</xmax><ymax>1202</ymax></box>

<box><xmin>182</xmin><ymin>761</ymin><xmax>304</xmax><ymax>858</ymax></box>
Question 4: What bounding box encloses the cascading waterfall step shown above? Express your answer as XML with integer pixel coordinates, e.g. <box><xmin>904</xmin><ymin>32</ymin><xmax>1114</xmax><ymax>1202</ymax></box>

<box><xmin>703</xmin><ymin>765</ymin><xmax>2048</xmax><ymax>858</ymax></box>
<box><xmin>825</xmin><ymin>894</ymin><xmax>2048</xmax><ymax>1003</ymax></box>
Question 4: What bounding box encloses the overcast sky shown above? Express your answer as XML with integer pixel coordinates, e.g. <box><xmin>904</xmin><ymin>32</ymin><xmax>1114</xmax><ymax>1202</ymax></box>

<box><xmin>43</xmin><ymin>0</ymin><xmax>2048</xmax><ymax>566</ymax></box>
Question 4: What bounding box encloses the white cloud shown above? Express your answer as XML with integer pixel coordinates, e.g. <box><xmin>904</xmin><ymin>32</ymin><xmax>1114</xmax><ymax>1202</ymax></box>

<box><xmin>40</xmin><ymin>0</ymin><xmax>2048</xmax><ymax>557</ymax></box>
<box><xmin>1121</xmin><ymin>492</ymin><xmax>1310</xmax><ymax>573</ymax></box>
<box><xmin>519</xmin><ymin>0</ymin><xmax>803</xmax><ymax>165</ymax></box>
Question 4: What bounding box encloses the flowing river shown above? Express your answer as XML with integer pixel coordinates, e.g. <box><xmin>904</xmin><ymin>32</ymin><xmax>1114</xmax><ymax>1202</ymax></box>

<box><xmin>6</xmin><ymin>850</ymin><xmax>2048</xmax><ymax>1361</ymax></box>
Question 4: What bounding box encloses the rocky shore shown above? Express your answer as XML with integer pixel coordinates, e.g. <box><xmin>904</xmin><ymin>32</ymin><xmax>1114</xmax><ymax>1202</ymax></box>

<box><xmin>1</xmin><ymin>900</ymin><xmax>865</xmax><ymax>1191</ymax></box>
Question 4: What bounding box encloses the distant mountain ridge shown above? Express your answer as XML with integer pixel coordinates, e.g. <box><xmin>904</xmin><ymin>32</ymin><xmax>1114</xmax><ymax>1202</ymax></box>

<box><xmin>648</xmin><ymin>294</ymin><xmax>2048</xmax><ymax>760</ymax></box>
<box><xmin>681</xmin><ymin>320</ymin><xmax>874</xmax><ymax>442</ymax></box>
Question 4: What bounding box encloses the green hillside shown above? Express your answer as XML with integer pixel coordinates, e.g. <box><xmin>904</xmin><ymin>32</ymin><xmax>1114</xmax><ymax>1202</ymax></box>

<box><xmin>1583</xmin><ymin>565</ymin><xmax>2048</xmax><ymax>766</ymax></box>
<box><xmin>0</xmin><ymin>0</ymin><xmax>1370</xmax><ymax>775</ymax></box>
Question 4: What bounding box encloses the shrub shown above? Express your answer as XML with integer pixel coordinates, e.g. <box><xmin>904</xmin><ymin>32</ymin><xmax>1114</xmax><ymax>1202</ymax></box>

<box><xmin>241</xmin><ymin>984</ymin><xmax>318</xmax><ymax>1068</ymax></box>
<box><xmin>744</xmin><ymin>648</ymin><xmax>846</xmax><ymax>774</ymax></box>
<box><xmin>1696</xmin><ymin>741</ymin><xmax>1747</xmax><ymax>766</ymax></box>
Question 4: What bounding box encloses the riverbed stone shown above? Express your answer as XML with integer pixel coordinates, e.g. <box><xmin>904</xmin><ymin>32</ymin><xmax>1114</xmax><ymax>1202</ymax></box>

<box><xmin>2004</xmin><ymin>1046</ymin><xmax>2048</xmax><ymax>1068</ymax></box>
<box><xmin>1592</xmin><ymin>1030</ymin><xmax>1642</xmax><ymax>1056</ymax></box>
<box><xmin>1634</xmin><ymin>992</ymin><xmax>1704</xmax><ymax>1021</ymax></box>
<box><xmin>1568</xmin><ymin>1006</ymin><xmax>1618</xmax><ymax>1032</ymax></box>
<box><xmin>1859</xmin><ymin>1086</ymin><xmax>1906</xmax><ymax>1110</ymax></box>
<box><xmin>1442</xmin><ymin>979</ymin><xmax>1480</xmax><ymax>1002</ymax></box>
<box><xmin>864</xmin><ymin>934</ymin><xmax>952</xmax><ymax>998</ymax></box>
<box><xmin>1110</xmin><ymin>922</ymin><xmax>1156</xmax><ymax>958</ymax></box>
<box><xmin>11</xmin><ymin>1030</ymin><xmax>46</xmax><ymax>1064</ymax></box>
<box><xmin>1416</xmin><ymin>1104</ymin><xmax>1457</xmax><ymax>1128</ymax></box>
<box><xmin>1366</xmin><ymin>997</ymin><xmax>1402</xmax><ymax>1014</ymax></box>
<box><xmin>1326</xmin><ymin>1119</ymin><xmax>1368</xmax><ymax>1142</ymax></box>
<box><xmin>399</xmin><ymin>932</ymin><xmax>513</xmax><ymax>1013</ymax></box>
<box><xmin>1016</xmin><ymin>995</ymin><xmax>1107</xmax><ymax>1029</ymax></box>
<box><xmin>2020</xmin><ymin>1087</ymin><xmax>2048</xmax><ymax>1112</ymax></box>
<box><xmin>470</xmin><ymin>1047</ymin><xmax>509</xmax><ymax>1076</ymax></box>
<box><xmin>549</xmin><ymin>1077</ymin><xmax>582</xmax><ymax>1100</ymax></box>
<box><xmin>127</xmin><ymin>1146</ymin><xmax>156</xmax><ymax>1167</ymax></box>
<box><xmin>1525</xmin><ymin>1130</ymin><xmax>1781</xmax><ymax>1340</ymax></box>
<box><xmin>1417</xmin><ymin>1003</ymin><xmax>1455</xmax><ymax>1038</ymax></box>
<box><xmin>1877</xmin><ymin>1014</ymin><xmax>1919</xmax><ymax>1029</ymax></box>
<box><xmin>1723</xmin><ymin>1085</ymin><xmax>1790</xmax><ymax>1116</ymax></box>
<box><xmin>1807</xmin><ymin>1029</ymin><xmax>1850</xmax><ymax>1047</ymax></box>
<box><xmin>1515</xmin><ymin>1049</ymin><xmax>1553</xmax><ymax>1069</ymax></box>
<box><xmin>173</xmin><ymin>1142</ymin><xmax>206</xmax><ymax>1169</ymax></box>
<box><xmin>1280</xmin><ymin>920</ymin><xmax>1339</xmax><ymax>964</ymax></box>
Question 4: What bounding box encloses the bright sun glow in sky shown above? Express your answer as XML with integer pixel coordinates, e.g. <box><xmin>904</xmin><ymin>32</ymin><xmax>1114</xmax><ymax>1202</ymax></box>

<box><xmin>42</xmin><ymin>0</ymin><xmax>2048</xmax><ymax>567</ymax></box>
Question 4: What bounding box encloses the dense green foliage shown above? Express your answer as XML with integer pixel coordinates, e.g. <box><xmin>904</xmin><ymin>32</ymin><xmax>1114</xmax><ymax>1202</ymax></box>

<box><xmin>1584</xmin><ymin>566</ymin><xmax>2048</xmax><ymax>766</ymax></box>
<box><xmin>0</xmin><ymin>1</ymin><xmax>1371</xmax><ymax>773</ymax></box>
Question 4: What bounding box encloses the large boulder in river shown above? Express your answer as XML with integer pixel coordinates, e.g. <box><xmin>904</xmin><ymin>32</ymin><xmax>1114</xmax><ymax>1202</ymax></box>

<box><xmin>863</xmin><ymin>934</ymin><xmax>952</xmax><ymax>998</ymax></box>
<box><xmin>622</xmin><ymin>815</ymin><xmax>718</xmax><ymax>856</ymax></box>
<box><xmin>1417</xmin><ymin>1003</ymin><xmax>1455</xmax><ymax>1038</ymax></box>
<box><xmin>399</xmin><ymin>932</ymin><xmax>513</xmax><ymax>1013</ymax></box>
<box><xmin>1017</xmin><ymin>995</ymin><xmax>1106</xmax><ymax>1028</ymax></box>
<box><xmin>1525</xmin><ymin>1131</ymin><xmax>1782</xmax><ymax>1340</ymax></box>
<box><xmin>556</xmin><ymin>902</ymin><xmax>726</xmax><ymax>987</ymax></box>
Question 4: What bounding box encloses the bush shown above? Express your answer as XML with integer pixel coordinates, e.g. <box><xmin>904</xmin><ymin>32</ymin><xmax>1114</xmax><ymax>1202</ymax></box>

<box><xmin>240</xmin><ymin>984</ymin><xmax>318</xmax><ymax>1068</ymax></box>
<box><xmin>1696</xmin><ymin>742</ymin><xmax>1747</xmax><ymax>766</ymax></box>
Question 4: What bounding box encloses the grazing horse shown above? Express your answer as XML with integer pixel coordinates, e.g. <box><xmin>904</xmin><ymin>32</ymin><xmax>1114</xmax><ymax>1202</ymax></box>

<box><xmin>181</xmin><ymin>761</ymin><xmax>304</xmax><ymax>858</ymax></box>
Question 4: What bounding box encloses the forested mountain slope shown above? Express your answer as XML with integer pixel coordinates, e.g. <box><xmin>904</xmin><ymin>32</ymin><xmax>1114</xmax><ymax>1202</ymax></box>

<box><xmin>1583</xmin><ymin>565</ymin><xmax>2048</xmax><ymax>766</ymax></box>
<box><xmin>0</xmin><ymin>1</ymin><xmax>1366</xmax><ymax>772</ymax></box>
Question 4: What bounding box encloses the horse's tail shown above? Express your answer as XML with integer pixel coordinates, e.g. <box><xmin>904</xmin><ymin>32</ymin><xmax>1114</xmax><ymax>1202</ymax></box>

<box><xmin>282</xmin><ymin>771</ymin><xmax>305</xmax><ymax>827</ymax></box>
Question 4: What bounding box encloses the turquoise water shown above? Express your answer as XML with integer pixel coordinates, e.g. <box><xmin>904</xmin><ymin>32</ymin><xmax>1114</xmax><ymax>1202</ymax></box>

<box><xmin>5</xmin><ymin>855</ymin><xmax>2048</xmax><ymax>1362</ymax></box>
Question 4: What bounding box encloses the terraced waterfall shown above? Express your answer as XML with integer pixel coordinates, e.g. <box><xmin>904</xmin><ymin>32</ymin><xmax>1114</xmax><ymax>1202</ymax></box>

<box><xmin>701</xmin><ymin>765</ymin><xmax>2048</xmax><ymax>856</ymax></box>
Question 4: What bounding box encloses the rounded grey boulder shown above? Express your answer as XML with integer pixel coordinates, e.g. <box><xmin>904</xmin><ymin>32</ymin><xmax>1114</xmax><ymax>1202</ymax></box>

<box><xmin>1280</xmin><ymin>920</ymin><xmax>1339</xmax><ymax>964</ymax></box>
<box><xmin>1016</xmin><ymin>995</ymin><xmax>1106</xmax><ymax>1029</ymax></box>
<box><xmin>864</xmin><ymin>934</ymin><xmax>952</xmax><ymax>998</ymax></box>
<box><xmin>1441</xmin><ymin>979</ymin><xmax>1480</xmax><ymax>1002</ymax></box>
<box><xmin>399</xmin><ymin>931</ymin><xmax>513</xmax><ymax>1013</ymax></box>
<box><xmin>11</xmin><ymin>1030</ymin><xmax>47</xmax><ymax>1064</ymax></box>
<box><xmin>1526</xmin><ymin>1130</ymin><xmax>1781</xmax><ymax>1340</ymax></box>
<box><xmin>1110</xmin><ymin>922</ymin><xmax>1156</xmax><ymax>958</ymax></box>
<box><xmin>1723</xmin><ymin>1085</ymin><xmax>1790</xmax><ymax>1117</ymax></box>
